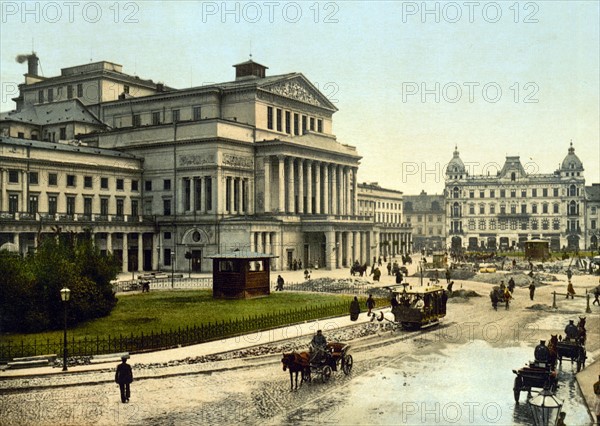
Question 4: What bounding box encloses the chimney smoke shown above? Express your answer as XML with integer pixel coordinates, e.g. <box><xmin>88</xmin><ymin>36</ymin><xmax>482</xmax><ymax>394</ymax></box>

<box><xmin>15</xmin><ymin>53</ymin><xmax>39</xmax><ymax>76</ymax></box>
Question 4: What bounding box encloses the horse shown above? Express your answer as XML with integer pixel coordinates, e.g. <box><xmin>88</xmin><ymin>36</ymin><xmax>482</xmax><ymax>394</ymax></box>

<box><xmin>548</xmin><ymin>334</ymin><xmax>558</xmax><ymax>368</ymax></box>
<box><xmin>350</xmin><ymin>263</ymin><xmax>367</xmax><ymax>277</ymax></box>
<box><xmin>281</xmin><ymin>351</ymin><xmax>310</xmax><ymax>390</ymax></box>
<box><xmin>577</xmin><ymin>317</ymin><xmax>586</xmax><ymax>345</ymax></box>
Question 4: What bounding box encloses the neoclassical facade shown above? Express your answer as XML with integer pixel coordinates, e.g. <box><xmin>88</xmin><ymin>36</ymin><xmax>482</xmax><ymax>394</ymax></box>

<box><xmin>1</xmin><ymin>56</ymin><xmax>391</xmax><ymax>271</ymax></box>
<box><xmin>444</xmin><ymin>145</ymin><xmax>588</xmax><ymax>251</ymax></box>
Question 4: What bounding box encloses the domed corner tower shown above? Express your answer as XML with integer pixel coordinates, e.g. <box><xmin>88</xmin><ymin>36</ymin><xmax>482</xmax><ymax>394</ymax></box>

<box><xmin>445</xmin><ymin>145</ymin><xmax>466</xmax><ymax>181</ymax></box>
<box><xmin>559</xmin><ymin>142</ymin><xmax>584</xmax><ymax>178</ymax></box>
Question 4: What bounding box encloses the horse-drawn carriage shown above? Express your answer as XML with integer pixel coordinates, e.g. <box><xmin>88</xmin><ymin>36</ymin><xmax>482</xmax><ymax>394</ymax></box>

<box><xmin>281</xmin><ymin>342</ymin><xmax>353</xmax><ymax>390</ymax></box>
<box><xmin>555</xmin><ymin>318</ymin><xmax>587</xmax><ymax>372</ymax></box>
<box><xmin>385</xmin><ymin>284</ymin><xmax>448</xmax><ymax>330</ymax></box>
<box><xmin>512</xmin><ymin>340</ymin><xmax>558</xmax><ymax>402</ymax></box>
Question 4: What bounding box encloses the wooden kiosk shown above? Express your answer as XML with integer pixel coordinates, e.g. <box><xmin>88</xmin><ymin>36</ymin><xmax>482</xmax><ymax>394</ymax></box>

<box><xmin>207</xmin><ymin>251</ymin><xmax>278</xmax><ymax>299</ymax></box>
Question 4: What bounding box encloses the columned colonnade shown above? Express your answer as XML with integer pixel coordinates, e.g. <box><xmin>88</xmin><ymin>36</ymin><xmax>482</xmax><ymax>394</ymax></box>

<box><xmin>264</xmin><ymin>156</ymin><xmax>358</xmax><ymax>216</ymax></box>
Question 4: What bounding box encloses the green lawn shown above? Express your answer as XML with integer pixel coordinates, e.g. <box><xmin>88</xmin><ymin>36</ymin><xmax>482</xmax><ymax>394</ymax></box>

<box><xmin>3</xmin><ymin>290</ymin><xmax>372</xmax><ymax>344</ymax></box>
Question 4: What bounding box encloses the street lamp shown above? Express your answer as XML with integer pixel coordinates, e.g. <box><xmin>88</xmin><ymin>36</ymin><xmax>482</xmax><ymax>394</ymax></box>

<box><xmin>171</xmin><ymin>251</ymin><xmax>175</xmax><ymax>289</ymax></box>
<box><xmin>528</xmin><ymin>387</ymin><xmax>563</xmax><ymax>426</ymax></box>
<box><xmin>60</xmin><ymin>287</ymin><xmax>71</xmax><ymax>372</ymax></box>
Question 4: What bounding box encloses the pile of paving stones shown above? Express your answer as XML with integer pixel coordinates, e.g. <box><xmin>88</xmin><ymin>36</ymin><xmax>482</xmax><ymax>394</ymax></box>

<box><xmin>447</xmin><ymin>289</ymin><xmax>480</xmax><ymax>303</ymax></box>
<box><xmin>472</xmin><ymin>272</ymin><xmax>555</xmax><ymax>287</ymax></box>
<box><xmin>52</xmin><ymin>356</ymin><xmax>92</xmax><ymax>368</ymax></box>
<box><xmin>134</xmin><ymin>321</ymin><xmax>384</xmax><ymax>370</ymax></box>
<box><xmin>291</xmin><ymin>277</ymin><xmax>371</xmax><ymax>291</ymax></box>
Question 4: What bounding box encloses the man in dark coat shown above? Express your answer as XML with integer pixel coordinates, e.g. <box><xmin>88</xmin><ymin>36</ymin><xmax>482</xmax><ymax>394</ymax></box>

<box><xmin>115</xmin><ymin>356</ymin><xmax>133</xmax><ymax>403</ymax></box>
<box><xmin>395</xmin><ymin>270</ymin><xmax>403</xmax><ymax>284</ymax></box>
<box><xmin>529</xmin><ymin>283</ymin><xmax>536</xmax><ymax>301</ymax></box>
<box><xmin>366</xmin><ymin>294</ymin><xmax>376</xmax><ymax>315</ymax></box>
<box><xmin>350</xmin><ymin>296</ymin><xmax>361</xmax><ymax>321</ymax></box>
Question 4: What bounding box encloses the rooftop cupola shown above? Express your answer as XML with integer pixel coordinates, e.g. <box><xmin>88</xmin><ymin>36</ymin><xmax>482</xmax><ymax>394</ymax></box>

<box><xmin>233</xmin><ymin>59</ymin><xmax>268</xmax><ymax>81</ymax></box>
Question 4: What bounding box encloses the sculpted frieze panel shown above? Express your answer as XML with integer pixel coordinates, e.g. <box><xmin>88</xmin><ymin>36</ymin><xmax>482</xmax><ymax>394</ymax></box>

<box><xmin>268</xmin><ymin>81</ymin><xmax>322</xmax><ymax>107</ymax></box>
<box><xmin>179</xmin><ymin>154</ymin><xmax>215</xmax><ymax>167</ymax></box>
<box><xmin>222</xmin><ymin>153</ymin><xmax>254</xmax><ymax>169</ymax></box>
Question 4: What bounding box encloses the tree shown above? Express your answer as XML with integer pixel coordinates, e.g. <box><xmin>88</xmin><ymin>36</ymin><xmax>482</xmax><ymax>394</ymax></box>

<box><xmin>0</xmin><ymin>232</ymin><xmax>120</xmax><ymax>333</ymax></box>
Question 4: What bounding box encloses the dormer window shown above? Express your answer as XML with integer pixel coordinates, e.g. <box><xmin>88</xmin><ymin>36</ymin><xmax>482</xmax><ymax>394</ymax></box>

<box><xmin>510</xmin><ymin>172</ymin><xmax>516</xmax><ymax>181</ymax></box>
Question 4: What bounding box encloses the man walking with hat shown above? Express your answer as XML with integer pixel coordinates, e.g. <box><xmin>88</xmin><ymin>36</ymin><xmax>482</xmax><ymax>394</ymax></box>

<box><xmin>115</xmin><ymin>355</ymin><xmax>133</xmax><ymax>403</ymax></box>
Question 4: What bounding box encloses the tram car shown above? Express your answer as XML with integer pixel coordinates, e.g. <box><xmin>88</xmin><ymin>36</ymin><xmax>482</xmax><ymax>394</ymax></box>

<box><xmin>386</xmin><ymin>284</ymin><xmax>448</xmax><ymax>330</ymax></box>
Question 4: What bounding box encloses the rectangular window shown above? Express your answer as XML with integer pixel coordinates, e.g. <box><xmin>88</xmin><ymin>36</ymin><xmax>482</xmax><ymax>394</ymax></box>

<box><xmin>193</xmin><ymin>106</ymin><xmax>201</xmax><ymax>121</ymax></box>
<box><xmin>116</xmin><ymin>179</ymin><xmax>124</xmax><ymax>190</ymax></box>
<box><xmin>116</xmin><ymin>199</ymin><xmax>124</xmax><ymax>217</ymax></box>
<box><xmin>145</xmin><ymin>180</ymin><xmax>152</xmax><ymax>191</ymax></box>
<box><xmin>131</xmin><ymin>180</ymin><xmax>139</xmax><ymax>191</ymax></box>
<box><xmin>163</xmin><ymin>199</ymin><xmax>171</xmax><ymax>216</ymax></box>
<box><xmin>77</xmin><ymin>83</ymin><xmax>83</xmax><ymax>98</ymax></box>
<box><xmin>489</xmin><ymin>204</ymin><xmax>496</xmax><ymax>214</ymax></box>
<box><xmin>133</xmin><ymin>114</ymin><xmax>141</xmax><ymax>127</ymax></box>
<box><xmin>469</xmin><ymin>205</ymin><xmax>475</xmax><ymax>215</ymax></box>
<box><xmin>553</xmin><ymin>204</ymin><xmax>559</xmax><ymax>214</ymax></box>
<box><xmin>8</xmin><ymin>194</ymin><xmax>19</xmax><ymax>213</ymax></box>
<box><xmin>479</xmin><ymin>205</ymin><xmax>485</xmax><ymax>214</ymax></box>
<box><xmin>510</xmin><ymin>190</ymin><xmax>516</xmax><ymax>198</ymax></box>
<box><xmin>164</xmin><ymin>248</ymin><xmax>172</xmax><ymax>266</ymax></box>
<box><xmin>302</xmin><ymin>115</ymin><xmax>307</xmax><ymax>134</ymax></box>
<box><xmin>131</xmin><ymin>200</ymin><xmax>138</xmax><ymax>217</ymax></box>
<box><xmin>532</xmin><ymin>204</ymin><xmax>538</xmax><ymax>214</ymax></box>
<box><xmin>164</xmin><ymin>232</ymin><xmax>171</xmax><ymax>240</ymax></box>
<box><xmin>48</xmin><ymin>88</ymin><xmax>53</xmax><ymax>102</ymax></box>
<box><xmin>66</xmin><ymin>196</ymin><xmax>75</xmax><ymax>215</ymax></box>
<box><xmin>101</xmin><ymin>177</ymin><xmax>109</xmax><ymax>189</ymax></box>
<box><xmin>285</xmin><ymin>111</ymin><xmax>291</xmax><ymax>133</ymax></box>
<box><xmin>28</xmin><ymin>195</ymin><xmax>38</xmax><ymax>214</ymax></box>
<box><xmin>511</xmin><ymin>205</ymin><xmax>516</xmax><ymax>214</ymax></box>
<box><xmin>490</xmin><ymin>190</ymin><xmax>495</xmax><ymax>198</ymax></box>
<box><xmin>553</xmin><ymin>188</ymin><xmax>559</xmax><ymax>197</ymax></box>
<box><xmin>479</xmin><ymin>191</ymin><xmax>484</xmax><ymax>198</ymax></box>
<box><xmin>66</xmin><ymin>175</ymin><xmax>76</xmax><ymax>187</ymax></box>
<box><xmin>194</xmin><ymin>178</ymin><xmax>202</xmax><ymax>211</ymax></box>
<box><xmin>276</xmin><ymin>108</ymin><xmax>282</xmax><ymax>132</ymax></box>
<box><xmin>84</xmin><ymin>197</ymin><xmax>92</xmax><ymax>216</ymax></box>
<box><xmin>500</xmin><ymin>189</ymin><xmax>506</xmax><ymax>198</ymax></box>
<box><xmin>293</xmin><ymin>113</ymin><xmax>299</xmax><ymax>135</ymax></box>
<box><xmin>84</xmin><ymin>176</ymin><xmax>93</xmax><ymax>188</ymax></box>
<box><xmin>267</xmin><ymin>106</ymin><xmax>273</xmax><ymax>129</ymax></box>
<box><xmin>164</xmin><ymin>179</ymin><xmax>171</xmax><ymax>190</ymax></box>
<box><xmin>310</xmin><ymin>117</ymin><xmax>315</xmax><ymax>131</ymax></box>
<box><xmin>67</xmin><ymin>85</ymin><xmax>73</xmax><ymax>99</ymax></box>
<box><xmin>521</xmin><ymin>190</ymin><xmax>526</xmax><ymax>197</ymax></box>
<box><xmin>469</xmin><ymin>191</ymin><xmax>474</xmax><ymax>198</ymax></box>
<box><xmin>543</xmin><ymin>188</ymin><xmax>548</xmax><ymax>197</ymax></box>
<box><xmin>184</xmin><ymin>178</ymin><xmax>191</xmax><ymax>211</ymax></box>
<box><xmin>100</xmin><ymin>198</ymin><xmax>109</xmax><ymax>216</ymax></box>
<box><xmin>48</xmin><ymin>195</ymin><xmax>57</xmax><ymax>215</ymax></box>
<box><xmin>521</xmin><ymin>204</ymin><xmax>527</xmax><ymax>214</ymax></box>
<box><xmin>500</xmin><ymin>205</ymin><xmax>506</xmax><ymax>214</ymax></box>
<box><xmin>8</xmin><ymin>170</ymin><xmax>19</xmax><ymax>183</ymax></box>
<box><xmin>205</xmin><ymin>177</ymin><xmax>212</xmax><ymax>211</ymax></box>
<box><xmin>152</xmin><ymin>111</ymin><xmax>161</xmax><ymax>125</ymax></box>
<box><xmin>532</xmin><ymin>188</ymin><xmax>537</xmax><ymax>197</ymax></box>
<box><xmin>38</xmin><ymin>90</ymin><xmax>44</xmax><ymax>103</ymax></box>
<box><xmin>59</xmin><ymin>127</ymin><xmax>66</xmax><ymax>140</ymax></box>
<box><xmin>29</xmin><ymin>172</ymin><xmax>38</xmax><ymax>185</ymax></box>
<box><xmin>172</xmin><ymin>109</ymin><xmax>180</xmax><ymax>123</ymax></box>
<box><xmin>543</xmin><ymin>204</ymin><xmax>548</xmax><ymax>214</ymax></box>
<box><xmin>592</xmin><ymin>219</ymin><xmax>597</xmax><ymax>230</ymax></box>
<box><xmin>317</xmin><ymin>119</ymin><xmax>323</xmax><ymax>133</ymax></box>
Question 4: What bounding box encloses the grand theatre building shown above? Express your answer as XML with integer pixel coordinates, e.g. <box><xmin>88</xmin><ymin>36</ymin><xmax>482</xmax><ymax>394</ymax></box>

<box><xmin>444</xmin><ymin>145</ymin><xmax>588</xmax><ymax>252</ymax></box>
<box><xmin>1</xmin><ymin>55</ymin><xmax>389</xmax><ymax>272</ymax></box>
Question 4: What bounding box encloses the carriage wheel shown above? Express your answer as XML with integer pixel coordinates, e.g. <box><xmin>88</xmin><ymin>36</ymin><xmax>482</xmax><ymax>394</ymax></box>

<box><xmin>342</xmin><ymin>355</ymin><xmax>353</xmax><ymax>375</ymax></box>
<box><xmin>321</xmin><ymin>365</ymin><xmax>332</xmax><ymax>383</ymax></box>
<box><xmin>513</xmin><ymin>377</ymin><xmax>522</xmax><ymax>403</ymax></box>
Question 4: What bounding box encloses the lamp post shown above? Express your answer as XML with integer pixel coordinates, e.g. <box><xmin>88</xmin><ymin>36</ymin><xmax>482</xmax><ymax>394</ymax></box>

<box><xmin>60</xmin><ymin>287</ymin><xmax>71</xmax><ymax>372</ymax></box>
<box><xmin>528</xmin><ymin>387</ymin><xmax>563</xmax><ymax>426</ymax></box>
<box><xmin>171</xmin><ymin>251</ymin><xmax>175</xmax><ymax>289</ymax></box>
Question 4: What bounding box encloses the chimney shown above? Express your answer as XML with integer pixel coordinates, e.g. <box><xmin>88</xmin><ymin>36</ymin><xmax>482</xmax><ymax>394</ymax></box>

<box><xmin>27</xmin><ymin>53</ymin><xmax>39</xmax><ymax>76</ymax></box>
<box><xmin>156</xmin><ymin>82</ymin><xmax>164</xmax><ymax>92</ymax></box>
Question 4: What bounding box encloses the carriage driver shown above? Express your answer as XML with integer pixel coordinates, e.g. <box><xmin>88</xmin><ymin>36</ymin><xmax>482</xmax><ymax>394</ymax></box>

<box><xmin>310</xmin><ymin>330</ymin><xmax>328</xmax><ymax>363</ymax></box>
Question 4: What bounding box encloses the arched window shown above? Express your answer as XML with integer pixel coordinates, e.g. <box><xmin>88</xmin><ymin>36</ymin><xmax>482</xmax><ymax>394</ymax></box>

<box><xmin>511</xmin><ymin>172</ymin><xmax>516</xmax><ymax>181</ymax></box>
<box><xmin>453</xmin><ymin>202</ymin><xmax>460</xmax><ymax>217</ymax></box>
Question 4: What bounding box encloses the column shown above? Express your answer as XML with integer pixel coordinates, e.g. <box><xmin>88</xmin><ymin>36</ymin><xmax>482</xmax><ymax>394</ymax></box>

<box><xmin>122</xmin><ymin>233</ymin><xmax>128</xmax><ymax>273</ymax></box>
<box><xmin>213</xmin><ymin>175</ymin><xmax>220</xmax><ymax>214</ymax></box>
<box><xmin>178</xmin><ymin>177</ymin><xmax>185</xmax><ymax>214</ymax></box>
<box><xmin>226</xmin><ymin>177</ymin><xmax>232</xmax><ymax>213</ymax></box>
<box><xmin>266</xmin><ymin>232</ymin><xmax>272</xmax><ymax>255</ymax></box>
<box><xmin>199</xmin><ymin>177</ymin><xmax>205</xmax><ymax>212</ymax></box>
<box><xmin>351</xmin><ymin>231</ymin><xmax>357</xmax><ymax>264</ymax></box>
<box><xmin>273</xmin><ymin>232</ymin><xmax>281</xmax><ymax>270</ymax></box>
<box><xmin>0</xmin><ymin>169</ymin><xmax>5</xmax><ymax>212</ymax></box>
<box><xmin>323</xmin><ymin>164</ymin><xmax>329</xmax><ymax>214</ymax></box>
<box><xmin>107</xmin><ymin>232</ymin><xmax>113</xmax><ymax>253</ymax></box>
<box><xmin>298</xmin><ymin>159</ymin><xmax>304</xmax><ymax>214</ymax></box>
<box><xmin>14</xmin><ymin>233</ymin><xmax>20</xmax><ymax>254</ymax></box>
<box><xmin>374</xmin><ymin>230</ymin><xmax>380</xmax><ymax>262</ymax></box>
<box><xmin>331</xmin><ymin>165</ymin><xmax>337</xmax><ymax>215</ymax></box>
<box><xmin>247</xmin><ymin>178</ymin><xmax>254</xmax><ymax>215</ymax></box>
<box><xmin>137</xmin><ymin>233</ymin><xmax>143</xmax><ymax>272</ymax></box>
<box><xmin>326</xmin><ymin>230</ymin><xmax>336</xmax><ymax>270</ymax></box>
<box><xmin>352</xmin><ymin>167</ymin><xmax>358</xmax><ymax>216</ymax></box>
<box><xmin>264</xmin><ymin>157</ymin><xmax>271</xmax><ymax>213</ymax></box>
<box><xmin>257</xmin><ymin>232</ymin><xmax>264</xmax><ymax>253</ymax></box>
<box><xmin>152</xmin><ymin>233</ymin><xmax>159</xmax><ymax>270</ymax></box>
<box><xmin>314</xmin><ymin>162</ymin><xmax>321</xmax><ymax>214</ymax></box>
<box><xmin>306</xmin><ymin>161</ymin><xmax>313</xmax><ymax>214</ymax></box>
<box><xmin>287</xmin><ymin>157</ymin><xmax>295</xmax><ymax>213</ymax></box>
<box><xmin>345</xmin><ymin>167</ymin><xmax>351</xmax><ymax>216</ymax></box>
<box><xmin>237</xmin><ymin>178</ymin><xmax>244</xmax><ymax>214</ymax></box>
<box><xmin>278</xmin><ymin>156</ymin><xmax>285</xmax><ymax>213</ymax></box>
<box><xmin>344</xmin><ymin>231</ymin><xmax>351</xmax><ymax>268</ymax></box>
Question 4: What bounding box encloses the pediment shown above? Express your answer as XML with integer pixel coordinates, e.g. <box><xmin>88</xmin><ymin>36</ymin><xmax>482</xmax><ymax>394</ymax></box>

<box><xmin>260</xmin><ymin>75</ymin><xmax>337</xmax><ymax>111</ymax></box>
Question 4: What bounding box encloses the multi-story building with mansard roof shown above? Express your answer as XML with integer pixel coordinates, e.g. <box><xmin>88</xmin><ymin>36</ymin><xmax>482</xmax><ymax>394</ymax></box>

<box><xmin>1</xmin><ymin>56</ymin><xmax>404</xmax><ymax>272</ymax></box>
<box><xmin>444</xmin><ymin>144</ymin><xmax>587</xmax><ymax>252</ymax></box>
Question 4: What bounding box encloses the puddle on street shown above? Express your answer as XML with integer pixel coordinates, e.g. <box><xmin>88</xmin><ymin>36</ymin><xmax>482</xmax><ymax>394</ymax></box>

<box><xmin>289</xmin><ymin>340</ymin><xmax>593</xmax><ymax>425</ymax></box>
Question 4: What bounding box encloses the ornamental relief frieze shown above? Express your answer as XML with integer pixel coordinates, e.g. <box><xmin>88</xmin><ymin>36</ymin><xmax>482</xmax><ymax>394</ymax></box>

<box><xmin>178</xmin><ymin>153</ymin><xmax>215</xmax><ymax>167</ymax></box>
<box><xmin>264</xmin><ymin>81</ymin><xmax>323</xmax><ymax>107</ymax></box>
<box><xmin>221</xmin><ymin>153</ymin><xmax>254</xmax><ymax>169</ymax></box>
<box><xmin>257</xmin><ymin>90</ymin><xmax>327</xmax><ymax>116</ymax></box>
